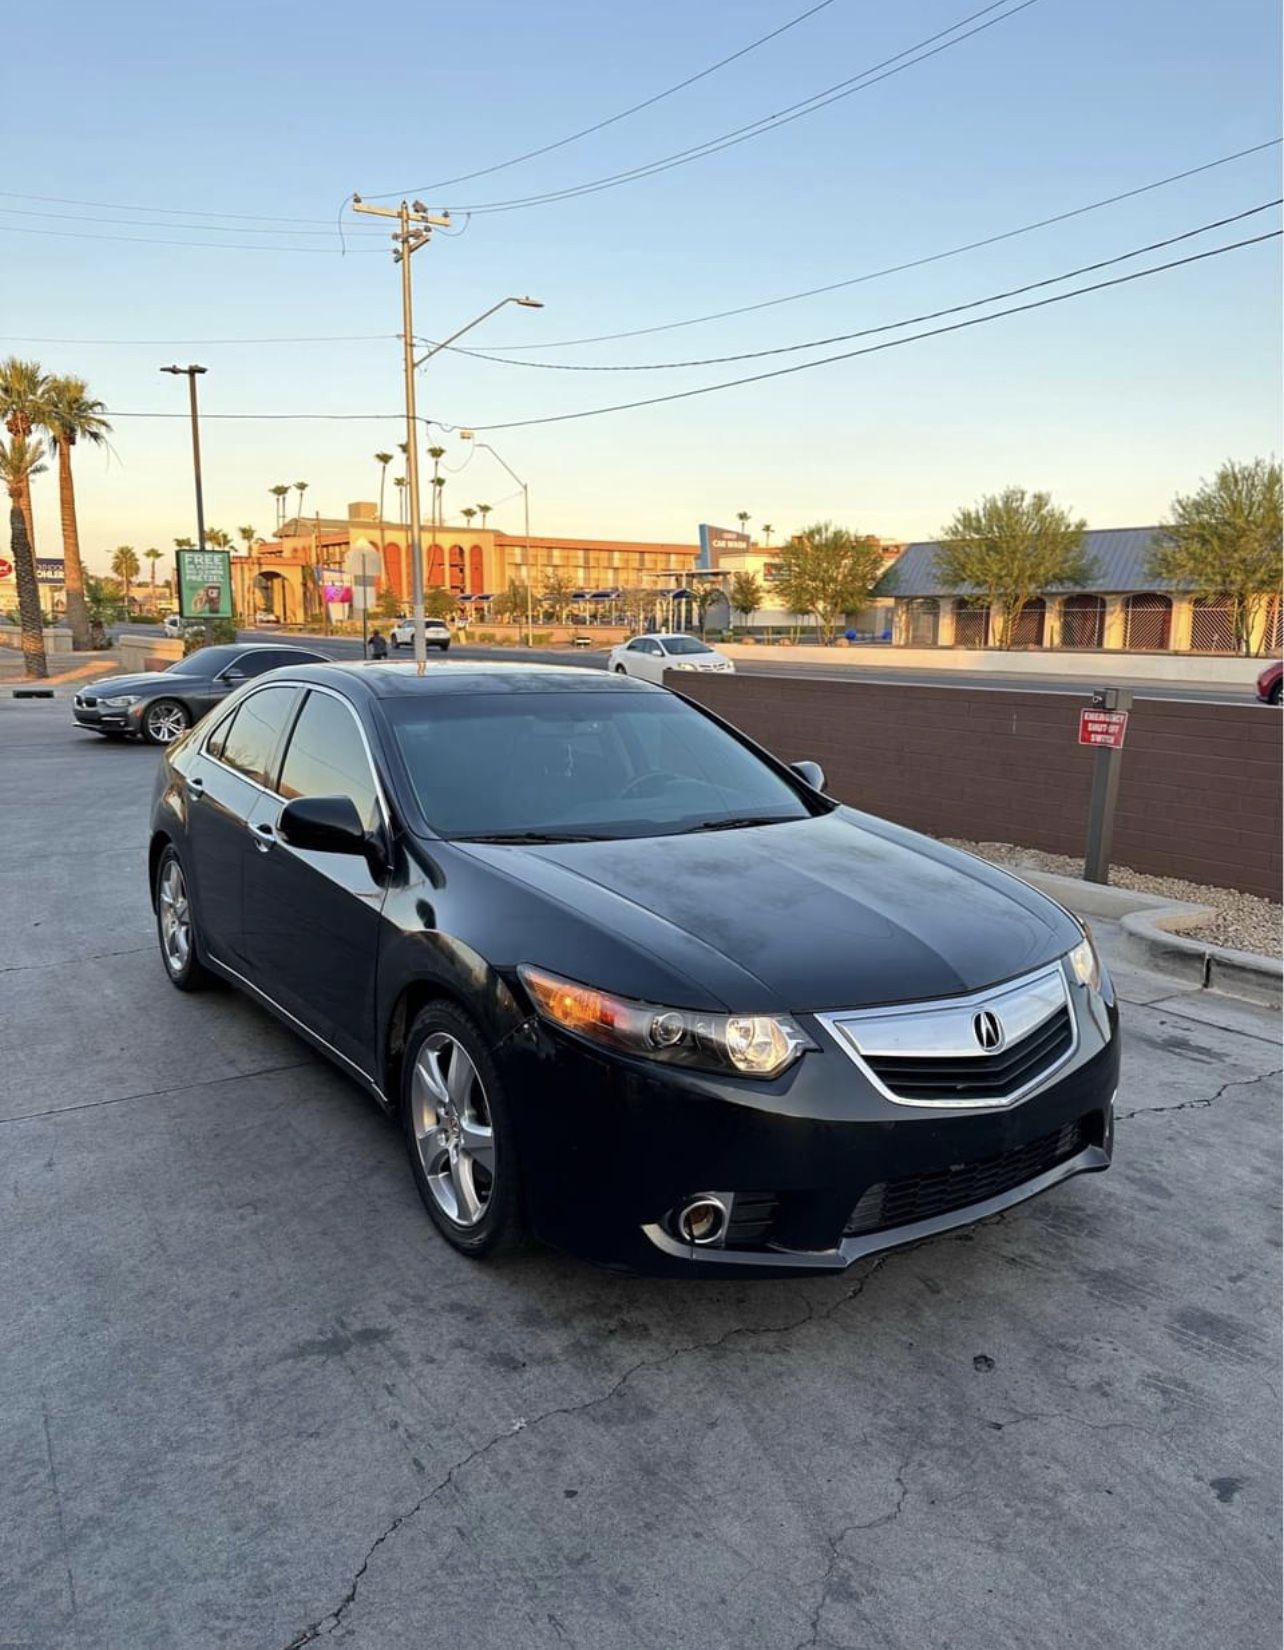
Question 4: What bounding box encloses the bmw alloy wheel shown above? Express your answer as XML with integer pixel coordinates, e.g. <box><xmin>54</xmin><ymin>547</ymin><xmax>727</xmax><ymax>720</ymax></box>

<box><xmin>410</xmin><ymin>1033</ymin><xmax>496</xmax><ymax>1227</ymax></box>
<box><xmin>144</xmin><ymin>700</ymin><xmax>190</xmax><ymax>744</ymax></box>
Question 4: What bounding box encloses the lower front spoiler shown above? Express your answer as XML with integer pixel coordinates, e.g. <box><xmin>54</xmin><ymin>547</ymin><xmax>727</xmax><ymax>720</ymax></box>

<box><xmin>641</xmin><ymin>1141</ymin><xmax>1111</xmax><ymax>1276</ymax></box>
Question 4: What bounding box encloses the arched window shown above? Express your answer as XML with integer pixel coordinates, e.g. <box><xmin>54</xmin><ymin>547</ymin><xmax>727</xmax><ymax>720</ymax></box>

<box><xmin>1189</xmin><ymin>595</ymin><xmax>1237</xmax><ymax>654</ymax></box>
<box><xmin>907</xmin><ymin>598</ymin><xmax>939</xmax><ymax>647</ymax></box>
<box><xmin>1124</xmin><ymin>593</ymin><xmax>1172</xmax><ymax>651</ymax></box>
<box><xmin>954</xmin><ymin>599</ymin><xmax>990</xmax><ymax>648</ymax></box>
<box><xmin>1060</xmin><ymin>594</ymin><xmax>1105</xmax><ymax>649</ymax></box>
<box><xmin>1011</xmin><ymin>596</ymin><xmax>1046</xmax><ymax>648</ymax></box>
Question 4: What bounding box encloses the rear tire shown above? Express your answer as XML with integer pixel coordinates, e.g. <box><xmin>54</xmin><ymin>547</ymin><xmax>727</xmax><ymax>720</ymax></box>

<box><xmin>154</xmin><ymin>844</ymin><xmax>213</xmax><ymax>991</ymax></box>
<box><xmin>402</xmin><ymin>1001</ymin><xmax>525</xmax><ymax>1259</ymax></box>
<box><xmin>614</xmin><ymin>664</ymin><xmax>628</xmax><ymax>674</ymax></box>
<box><xmin>1271</xmin><ymin>680</ymin><xmax>1282</xmax><ymax>706</ymax></box>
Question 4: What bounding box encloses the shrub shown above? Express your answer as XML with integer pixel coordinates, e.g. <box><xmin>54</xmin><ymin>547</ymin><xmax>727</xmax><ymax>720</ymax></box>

<box><xmin>183</xmin><ymin>619</ymin><xmax>238</xmax><ymax>655</ymax></box>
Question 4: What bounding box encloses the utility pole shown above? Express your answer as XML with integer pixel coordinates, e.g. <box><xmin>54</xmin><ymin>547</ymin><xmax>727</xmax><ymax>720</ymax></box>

<box><xmin>351</xmin><ymin>195</ymin><xmax>450</xmax><ymax>667</ymax></box>
<box><xmin>160</xmin><ymin>364</ymin><xmax>208</xmax><ymax>554</ymax></box>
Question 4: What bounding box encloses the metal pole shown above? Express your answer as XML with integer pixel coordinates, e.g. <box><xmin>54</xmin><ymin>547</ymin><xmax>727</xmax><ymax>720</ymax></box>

<box><xmin>523</xmin><ymin>483</ymin><xmax>533</xmax><ymax>647</ymax></box>
<box><xmin>399</xmin><ymin>205</ymin><xmax>427</xmax><ymax>669</ymax></box>
<box><xmin>1083</xmin><ymin>687</ymin><xmax>1133</xmax><ymax>884</ymax></box>
<box><xmin>186</xmin><ymin>371</ymin><xmax>207</xmax><ymax>553</ymax></box>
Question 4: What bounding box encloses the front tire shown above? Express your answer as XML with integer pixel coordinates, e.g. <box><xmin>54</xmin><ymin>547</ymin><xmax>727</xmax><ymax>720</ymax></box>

<box><xmin>614</xmin><ymin>663</ymin><xmax>628</xmax><ymax>674</ymax></box>
<box><xmin>142</xmin><ymin>699</ymin><xmax>191</xmax><ymax>745</ymax></box>
<box><xmin>402</xmin><ymin>1001</ymin><xmax>524</xmax><ymax>1258</ymax></box>
<box><xmin>1271</xmin><ymin>680</ymin><xmax>1282</xmax><ymax>706</ymax></box>
<box><xmin>154</xmin><ymin>845</ymin><xmax>212</xmax><ymax>991</ymax></box>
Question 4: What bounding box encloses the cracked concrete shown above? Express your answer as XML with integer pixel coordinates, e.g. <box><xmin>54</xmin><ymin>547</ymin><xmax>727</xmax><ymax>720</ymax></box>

<box><xmin>1</xmin><ymin>702</ymin><xmax>1280</xmax><ymax>1650</ymax></box>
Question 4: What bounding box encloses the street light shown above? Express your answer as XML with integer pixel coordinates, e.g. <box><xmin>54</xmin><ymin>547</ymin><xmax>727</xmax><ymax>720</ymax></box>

<box><xmin>414</xmin><ymin>297</ymin><xmax>543</xmax><ymax>369</ymax></box>
<box><xmin>160</xmin><ymin>364</ymin><xmax>208</xmax><ymax>558</ymax></box>
<box><xmin>458</xmin><ymin>433</ymin><xmax>533</xmax><ymax>645</ymax></box>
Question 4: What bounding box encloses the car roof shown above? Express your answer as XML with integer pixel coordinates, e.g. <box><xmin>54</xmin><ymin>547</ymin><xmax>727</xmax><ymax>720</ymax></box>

<box><xmin>631</xmin><ymin>633</ymin><xmax>711</xmax><ymax>644</ymax></box>
<box><xmin>272</xmin><ymin>660</ymin><xmax>661</xmax><ymax>698</ymax></box>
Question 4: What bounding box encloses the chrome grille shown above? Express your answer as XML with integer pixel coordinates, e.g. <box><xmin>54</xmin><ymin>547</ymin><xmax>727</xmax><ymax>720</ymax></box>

<box><xmin>818</xmin><ymin>962</ymin><xmax>1077</xmax><ymax>1109</ymax></box>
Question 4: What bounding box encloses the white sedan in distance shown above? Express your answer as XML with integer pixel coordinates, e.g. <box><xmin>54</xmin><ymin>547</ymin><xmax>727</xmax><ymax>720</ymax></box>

<box><xmin>608</xmin><ymin>633</ymin><xmax>736</xmax><ymax>684</ymax></box>
<box><xmin>390</xmin><ymin>616</ymin><xmax>452</xmax><ymax>651</ymax></box>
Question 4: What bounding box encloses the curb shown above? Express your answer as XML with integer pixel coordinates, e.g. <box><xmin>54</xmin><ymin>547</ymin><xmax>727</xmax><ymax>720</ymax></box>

<box><xmin>998</xmin><ymin>866</ymin><xmax>1282</xmax><ymax>1009</ymax></box>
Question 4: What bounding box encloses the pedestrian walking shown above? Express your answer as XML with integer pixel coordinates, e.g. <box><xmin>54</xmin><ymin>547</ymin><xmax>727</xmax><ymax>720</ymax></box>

<box><xmin>367</xmin><ymin>629</ymin><xmax>389</xmax><ymax>660</ymax></box>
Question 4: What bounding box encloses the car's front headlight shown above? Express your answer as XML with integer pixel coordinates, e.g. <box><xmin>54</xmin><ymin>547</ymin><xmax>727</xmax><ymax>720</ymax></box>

<box><xmin>102</xmin><ymin>694</ymin><xmax>140</xmax><ymax>708</ymax></box>
<box><xmin>1068</xmin><ymin>928</ymin><xmax>1104</xmax><ymax>992</ymax></box>
<box><xmin>519</xmin><ymin>964</ymin><xmax>813</xmax><ymax>1079</ymax></box>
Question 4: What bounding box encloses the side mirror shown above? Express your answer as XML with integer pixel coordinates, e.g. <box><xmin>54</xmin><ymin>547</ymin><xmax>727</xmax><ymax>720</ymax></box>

<box><xmin>218</xmin><ymin>668</ymin><xmax>245</xmax><ymax>685</ymax></box>
<box><xmin>791</xmin><ymin>760</ymin><xmax>826</xmax><ymax>791</ymax></box>
<box><xmin>278</xmin><ymin>795</ymin><xmax>369</xmax><ymax>856</ymax></box>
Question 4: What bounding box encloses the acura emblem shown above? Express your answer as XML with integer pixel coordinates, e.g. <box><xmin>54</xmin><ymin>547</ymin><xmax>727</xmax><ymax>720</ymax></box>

<box><xmin>973</xmin><ymin>1010</ymin><xmax>1004</xmax><ymax>1051</ymax></box>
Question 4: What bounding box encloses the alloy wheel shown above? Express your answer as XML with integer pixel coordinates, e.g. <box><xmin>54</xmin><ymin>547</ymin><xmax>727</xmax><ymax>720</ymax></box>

<box><xmin>158</xmin><ymin>859</ymin><xmax>192</xmax><ymax>975</ymax></box>
<box><xmin>145</xmin><ymin>701</ymin><xmax>189</xmax><ymax>743</ymax></box>
<box><xmin>410</xmin><ymin>1033</ymin><xmax>496</xmax><ymax>1227</ymax></box>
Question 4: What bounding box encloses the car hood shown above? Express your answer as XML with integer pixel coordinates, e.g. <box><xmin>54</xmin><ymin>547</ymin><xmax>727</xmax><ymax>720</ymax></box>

<box><xmin>460</xmin><ymin>809</ymin><xmax>1081</xmax><ymax>1011</ymax></box>
<box><xmin>80</xmin><ymin>671</ymin><xmax>191</xmax><ymax>696</ymax></box>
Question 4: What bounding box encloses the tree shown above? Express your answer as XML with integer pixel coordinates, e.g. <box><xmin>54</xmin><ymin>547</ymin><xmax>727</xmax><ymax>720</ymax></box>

<box><xmin>269</xmin><ymin>484</ymin><xmax>290</xmax><ymax>528</ymax></box>
<box><xmin>423</xmin><ymin>586</ymin><xmax>458</xmax><ymax>620</ymax></box>
<box><xmin>0</xmin><ymin>358</ymin><xmax>47</xmax><ymax>555</ymax></box>
<box><xmin>174</xmin><ymin>536</ymin><xmax>195</xmax><ymax>550</ymax></box>
<box><xmin>374</xmin><ymin>451</ymin><xmax>393</xmax><ymax>570</ymax></box>
<box><xmin>393</xmin><ymin>475</ymin><xmax>407</xmax><ymax>526</ymax></box>
<box><xmin>477</xmin><ymin>503</ymin><xmax>492</xmax><ymax>529</ymax></box>
<box><xmin>293</xmin><ymin>481</ymin><xmax>308</xmax><ymax>529</ymax></box>
<box><xmin>773</xmin><ymin>522</ymin><xmax>888</xmax><ymax>642</ymax></box>
<box><xmin>145</xmin><ymin>548</ymin><xmax>164</xmax><ymax>603</ymax></box>
<box><xmin>490</xmin><ymin>579</ymin><xmax>531</xmax><ymax>622</ymax></box>
<box><xmin>237</xmin><ymin>525</ymin><xmax>257</xmax><ymax>556</ymax></box>
<box><xmin>935</xmin><ymin>488</ymin><xmax>1092</xmax><ymax>649</ymax></box>
<box><xmin>691</xmin><ymin>581</ymin><xmax>721</xmax><ymax>634</ymax></box>
<box><xmin>0</xmin><ymin>436</ymin><xmax>48</xmax><ymax>677</ymax></box>
<box><xmin>462</xmin><ymin>506</ymin><xmax>477</xmax><ymax>529</ymax></box>
<box><xmin>540</xmin><ymin>569</ymin><xmax>577</xmax><ymax>623</ymax></box>
<box><xmin>761</xmin><ymin>523</ymin><xmax>775</xmax><ymax>547</ymax></box>
<box><xmin>1147</xmin><ymin>458</ymin><xmax>1282</xmax><ymax>655</ymax></box>
<box><xmin>205</xmin><ymin>527</ymin><xmax>232</xmax><ymax>550</ymax></box>
<box><xmin>729</xmin><ymin>569</ymin><xmax>764</xmax><ymax>628</ymax></box>
<box><xmin>39</xmin><ymin>375</ymin><xmax>111</xmax><ymax>651</ymax></box>
<box><xmin>375</xmin><ymin>588</ymin><xmax>401</xmax><ymax>620</ymax></box>
<box><xmin>736</xmin><ymin>510</ymin><xmax>751</xmax><ymax>539</ymax></box>
<box><xmin>111</xmin><ymin>545</ymin><xmax>140</xmax><ymax>611</ymax></box>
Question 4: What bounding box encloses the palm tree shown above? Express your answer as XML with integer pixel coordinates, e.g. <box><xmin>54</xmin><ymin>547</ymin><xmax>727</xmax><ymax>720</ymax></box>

<box><xmin>111</xmin><ymin>545</ymin><xmax>140</xmax><ymax>613</ymax></box>
<box><xmin>394</xmin><ymin>475</ymin><xmax>407</xmax><ymax>528</ymax></box>
<box><xmin>736</xmin><ymin>511</ymin><xmax>751</xmax><ymax>539</ymax></box>
<box><xmin>174</xmin><ymin>536</ymin><xmax>195</xmax><ymax>550</ymax></box>
<box><xmin>477</xmin><ymin>503</ymin><xmax>492</xmax><ymax>529</ymax></box>
<box><xmin>145</xmin><ymin>547</ymin><xmax>163</xmax><ymax>606</ymax></box>
<box><xmin>462</xmin><ymin>506</ymin><xmax>477</xmax><ymax>530</ymax></box>
<box><xmin>37</xmin><ymin>375</ymin><xmax>112</xmax><ymax>651</ymax></box>
<box><xmin>374</xmin><ymin>451</ymin><xmax>393</xmax><ymax>581</ymax></box>
<box><xmin>204</xmin><ymin>527</ymin><xmax>232</xmax><ymax>550</ymax></box>
<box><xmin>293</xmin><ymin>481</ymin><xmax>308</xmax><ymax>532</ymax></box>
<box><xmin>0</xmin><ymin>358</ymin><xmax>47</xmax><ymax>555</ymax></box>
<box><xmin>761</xmin><ymin>523</ymin><xmax>774</xmax><ymax>547</ymax></box>
<box><xmin>237</xmin><ymin>525</ymin><xmax>257</xmax><ymax>556</ymax></box>
<box><xmin>270</xmin><ymin>484</ymin><xmax>290</xmax><ymax>529</ymax></box>
<box><xmin>0</xmin><ymin>436</ymin><xmax>48</xmax><ymax>677</ymax></box>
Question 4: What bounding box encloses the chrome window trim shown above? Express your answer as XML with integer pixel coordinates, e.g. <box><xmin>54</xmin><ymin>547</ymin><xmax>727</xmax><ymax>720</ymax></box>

<box><xmin>200</xmin><ymin>681</ymin><xmax>301</xmax><ymax>796</ymax></box>
<box><xmin>815</xmin><ymin>960</ymin><xmax>1079</xmax><ymax>1111</ymax></box>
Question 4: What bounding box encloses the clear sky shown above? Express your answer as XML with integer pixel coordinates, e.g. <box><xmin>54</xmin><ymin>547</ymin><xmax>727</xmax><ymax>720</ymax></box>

<box><xmin>6</xmin><ymin>0</ymin><xmax>1281</xmax><ymax>571</ymax></box>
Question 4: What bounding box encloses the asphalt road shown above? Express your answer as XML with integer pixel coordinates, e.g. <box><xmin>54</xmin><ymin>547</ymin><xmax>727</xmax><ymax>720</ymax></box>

<box><xmin>2</xmin><ymin>700</ymin><xmax>1280</xmax><ymax>1650</ymax></box>
<box><xmin>111</xmin><ymin>625</ymin><xmax>1260</xmax><ymax>704</ymax></box>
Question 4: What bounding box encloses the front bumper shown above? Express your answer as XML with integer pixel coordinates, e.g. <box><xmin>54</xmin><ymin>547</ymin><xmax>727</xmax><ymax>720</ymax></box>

<box><xmin>499</xmin><ymin>993</ymin><xmax>1119</xmax><ymax>1277</ymax></box>
<box><xmin>72</xmin><ymin>699</ymin><xmax>133</xmax><ymax>732</ymax></box>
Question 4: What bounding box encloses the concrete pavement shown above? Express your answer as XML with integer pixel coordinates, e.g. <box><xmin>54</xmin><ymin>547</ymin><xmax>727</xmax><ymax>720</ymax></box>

<box><xmin>1</xmin><ymin>699</ymin><xmax>1279</xmax><ymax>1650</ymax></box>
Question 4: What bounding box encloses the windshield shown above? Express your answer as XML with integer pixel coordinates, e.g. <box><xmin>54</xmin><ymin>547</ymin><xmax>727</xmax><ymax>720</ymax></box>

<box><xmin>660</xmin><ymin>636</ymin><xmax>713</xmax><ymax>656</ymax></box>
<box><xmin>385</xmin><ymin>690</ymin><xmax>816</xmax><ymax>840</ymax></box>
<box><xmin>168</xmin><ymin>647</ymin><xmax>237</xmax><ymax>676</ymax></box>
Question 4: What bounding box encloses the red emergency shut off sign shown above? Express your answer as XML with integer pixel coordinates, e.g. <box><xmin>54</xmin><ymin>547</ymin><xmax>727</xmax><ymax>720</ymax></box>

<box><xmin>1079</xmin><ymin>709</ymin><xmax>1129</xmax><ymax>749</ymax></box>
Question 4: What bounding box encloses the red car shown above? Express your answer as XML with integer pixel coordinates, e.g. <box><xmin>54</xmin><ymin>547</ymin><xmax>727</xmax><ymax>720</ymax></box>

<box><xmin>1256</xmin><ymin>660</ymin><xmax>1282</xmax><ymax>705</ymax></box>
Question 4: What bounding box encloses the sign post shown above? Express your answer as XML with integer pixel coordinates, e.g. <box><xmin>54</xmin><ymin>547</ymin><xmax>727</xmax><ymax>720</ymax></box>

<box><xmin>345</xmin><ymin>541</ymin><xmax>382</xmax><ymax>657</ymax></box>
<box><xmin>1080</xmin><ymin>688</ymin><xmax>1132</xmax><ymax>884</ymax></box>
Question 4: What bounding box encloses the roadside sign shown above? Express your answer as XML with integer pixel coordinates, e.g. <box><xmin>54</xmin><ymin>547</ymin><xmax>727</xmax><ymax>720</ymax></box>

<box><xmin>176</xmin><ymin>549</ymin><xmax>233</xmax><ymax>619</ymax></box>
<box><xmin>344</xmin><ymin>542</ymin><xmax>382</xmax><ymax>615</ymax></box>
<box><xmin>0</xmin><ymin>557</ymin><xmax>12</xmax><ymax>580</ymax></box>
<box><xmin>1079</xmin><ymin>708</ymin><xmax>1129</xmax><ymax>749</ymax></box>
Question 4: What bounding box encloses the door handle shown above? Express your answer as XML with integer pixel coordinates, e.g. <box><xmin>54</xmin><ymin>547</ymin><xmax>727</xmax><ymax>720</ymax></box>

<box><xmin>186</xmin><ymin>775</ymin><xmax>206</xmax><ymax>801</ymax></box>
<box><xmin>251</xmin><ymin>822</ymin><xmax>277</xmax><ymax>853</ymax></box>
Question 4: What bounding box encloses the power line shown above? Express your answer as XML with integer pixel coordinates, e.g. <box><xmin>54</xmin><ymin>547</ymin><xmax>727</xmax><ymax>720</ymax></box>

<box><xmin>0</xmin><ymin>205</ymin><xmax>388</xmax><ymax>239</ymax></box>
<box><xmin>427</xmin><ymin>201</ymin><xmax>1284</xmax><ymax>372</ymax></box>
<box><xmin>0</xmin><ymin>190</ymin><xmax>373</xmax><ymax>228</ymax></box>
<box><xmin>434</xmin><ymin>0</ymin><xmax>1039</xmax><ymax>214</ymax></box>
<box><xmin>464</xmin><ymin>231</ymin><xmax>1280</xmax><ymax>430</ymax></box>
<box><xmin>0</xmin><ymin>222</ymin><xmax>386</xmax><ymax>254</ymax></box>
<box><xmin>0</xmin><ymin>333</ymin><xmax>397</xmax><ymax>346</ymax></box>
<box><xmin>465</xmin><ymin>139</ymin><xmax>1283</xmax><ymax>349</ymax></box>
<box><xmin>376</xmin><ymin>0</ymin><xmax>843</xmax><ymax>196</ymax></box>
<box><xmin>101</xmin><ymin>232</ymin><xmax>1278</xmax><ymax>429</ymax></box>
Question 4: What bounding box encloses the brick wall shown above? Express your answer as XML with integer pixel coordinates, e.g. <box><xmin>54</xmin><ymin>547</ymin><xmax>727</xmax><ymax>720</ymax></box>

<box><xmin>673</xmin><ymin>674</ymin><xmax>1282</xmax><ymax>899</ymax></box>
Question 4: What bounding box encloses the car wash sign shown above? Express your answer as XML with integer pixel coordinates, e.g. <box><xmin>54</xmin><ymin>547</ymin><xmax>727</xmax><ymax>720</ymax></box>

<box><xmin>697</xmin><ymin>524</ymin><xmax>751</xmax><ymax>569</ymax></box>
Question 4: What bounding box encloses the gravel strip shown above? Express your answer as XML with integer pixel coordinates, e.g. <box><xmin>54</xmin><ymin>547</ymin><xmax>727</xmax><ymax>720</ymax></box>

<box><xmin>944</xmin><ymin>838</ymin><xmax>1282</xmax><ymax>960</ymax></box>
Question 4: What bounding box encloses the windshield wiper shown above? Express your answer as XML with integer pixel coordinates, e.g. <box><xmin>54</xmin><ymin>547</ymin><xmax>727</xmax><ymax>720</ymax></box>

<box><xmin>680</xmin><ymin>814</ymin><xmax>801</xmax><ymax>834</ymax></box>
<box><xmin>458</xmin><ymin>830</ymin><xmax>611</xmax><ymax>845</ymax></box>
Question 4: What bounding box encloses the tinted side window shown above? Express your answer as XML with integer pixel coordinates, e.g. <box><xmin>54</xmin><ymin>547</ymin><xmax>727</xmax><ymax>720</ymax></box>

<box><xmin>219</xmin><ymin>687</ymin><xmax>297</xmax><ymax>788</ymax></box>
<box><xmin>205</xmin><ymin>706</ymin><xmax>236</xmax><ymax>761</ymax></box>
<box><xmin>278</xmin><ymin>692</ymin><xmax>379</xmax><ymax>831</ymax></box>
<box><xmin>233</xmin><ymin>649</ymin><xmax>305</xmax><ymax>679</ymax></box>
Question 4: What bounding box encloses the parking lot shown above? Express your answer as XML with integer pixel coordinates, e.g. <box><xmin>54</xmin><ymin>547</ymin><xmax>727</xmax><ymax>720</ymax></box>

<box><xmin>1</xmin><ymin>699</ymin><xmax>1279</xmax><ymax>1650</ymax></box>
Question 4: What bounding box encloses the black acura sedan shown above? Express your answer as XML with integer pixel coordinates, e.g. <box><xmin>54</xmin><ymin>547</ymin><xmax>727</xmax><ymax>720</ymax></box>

<box><xmin>149</xmin><ymin>661</ymin><xmax>1118</xmax><ymax>1276</ymax></box>
<box><xmin>73</xmin><ymin>642</ymin><xmax>328</xmax><ymax>744</ymax></box>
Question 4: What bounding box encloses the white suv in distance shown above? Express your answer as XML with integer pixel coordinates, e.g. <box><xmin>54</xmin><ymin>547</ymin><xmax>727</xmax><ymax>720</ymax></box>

<box><xmin>608</xmin><ymin>633</ymin><xmax>735</xmax><ymax>684</ymax></box>
<box><xmin>390</xmin><ymin>617</ymin><xmax>451</xmax><ymax>651</ymax></box>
